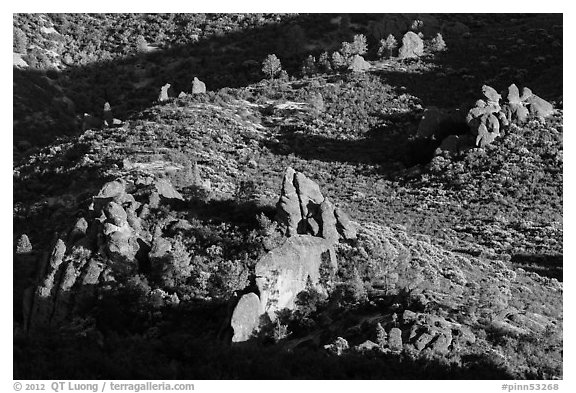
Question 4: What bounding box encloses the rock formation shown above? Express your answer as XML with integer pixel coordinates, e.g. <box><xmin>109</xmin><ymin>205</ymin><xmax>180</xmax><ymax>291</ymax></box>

<box><xmin>230</xmin><ymin>167</ymin><xmax>356</xmax><ymax>342</ymax></box>
<box><xmin>466</xmin><ymin>84</ymin><xmax>554</xmax><ymax>147</ymax></box>
<box><xmin>348</xmin><ymin>55</ymin><xmax>371</xmax><ymax>73</ymax></box>
<box><xmin>192</xmin><ymin>77</ymin><xmax>206</xmax><ymax>94</ymax></box>
<box><xmin>399</xmin><ymin>31</ymin><xmax>424</xmax><ymax>59</ymax></box>
<box><xmin>158</xmin><ymin>83</ymin><xmax>172</xmax><ymax>102</ymax></box>
<box><xmin>276</xmin><ymin>167</ymin><xmax>356</xmax><ymax>240</ymax></box>
<box><xmin>23</xmin><ymin>175</ymin><xmax>185</xmax><ymax>332</ymax></box>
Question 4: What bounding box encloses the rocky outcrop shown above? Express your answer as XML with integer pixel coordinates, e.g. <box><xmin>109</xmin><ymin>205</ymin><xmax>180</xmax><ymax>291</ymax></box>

<box><xmin>399</xmin><ymin>31</ymin><xmax>424</xmax><ymax>59</ymax></box>
<box><xmin>466</xmin><ymin>85</ymin><xmax>508</xmax><ymax>147</ymax></box>
<box><xmin>276</xmin><ymin>167</ymin><xmax>356</xmax><ymax>240</ymax></box>
<box><xmin>191</xmin><ymin>77</ymin><xmax>206</xmax><ymax>94</ymax></box>
<box><xmin>231</xmin><ymin>168</ymin><xmax>356</xmax><ymax>342</ymax></box>
<box><xmin>256</xmin><ymin>235</ymin><xmax>336</xmax><ymax>320</ymax></box>
<box><xmin>23</xmin><ymin>175</ymin><xmax>184</xmax><ymax>332</ymax></box>
<box><xmin>466</xmin><ymin>84</ymin><xmax>554</xmax><ymax>147</ymax></box>
<box><xmin>158</xmin><ymin>83</ymin><xmax>172</xmax><ymax>102</ymax></box>
<box><xmin>421</xmin><ymin>84</ymin><xmax>556</xmax><ymax>152</ymax></box>
<box><xmin>503</xmin><ymin>85</ymin><xmax>554</xmax><ymax>121</ymax></box>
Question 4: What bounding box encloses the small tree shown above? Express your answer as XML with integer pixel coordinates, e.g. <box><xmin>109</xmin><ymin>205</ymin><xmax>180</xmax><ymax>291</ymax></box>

<box><xmin>350</xmin><ymin>34</ymin><xmax>368</xmax><ymax>56</ymax></box>
<box><xmin>262</xmin><ymin>54</ymin><xmax>282</xmax><ymax>79</ymax></box>
<box><xmin>378</xmin><ymin>34</ymin><xmax>398</xmax><ymax>59</ymax></box>
<box><xmin>430</xmin><ymin>33</ymin><xmax>447</xmax><ymax>52</ymax></box>
<box><xmin>331</xmin><ymin>51</ymin><xmax>347</xmax><ymax>71</ymax></box>
<box><xmin>301</xmin><ymin>55</ymin><xmax>317</xmax><ymax>76</ymax></box>
<box><xmin>318</xmin><ymin>51</ymin><xmax>332</xmax><ymax>73</ymax></box>
<box><xmin>376</xmin><ymin>322</ymin><xmax>388</xmax><ymax>349</ymax></box>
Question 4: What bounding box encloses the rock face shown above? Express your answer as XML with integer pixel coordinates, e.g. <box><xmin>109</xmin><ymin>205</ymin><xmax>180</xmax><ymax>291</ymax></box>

<box><xmin>348</xmin><ymin>55</ymin><xmax>371</xmax><ymax>73</ymax></box>
<box><xmin>158</xmin><ymin>83</ymin><xmax>172</xmax><ymax>102</ymax></box>
<box><xmin>399</xmin><ymin>31</ymin><xmax>424</xmax><ymax>59</ymax></box>
<box><xmin>276</xmin><ymin>167</ymin><xmax>356</xmax><ymax>241</ymax></box>
<box><xmin>191</xmin><ymin>77</ymin><xmax>206</xmax><ymax>94</ymax></box>
<box><xmin>231</xmin><ymin>167</ymin><xmax>357</xmax><ymax>342</ymax></box>
<box><xmin>256</xmin><ymin>235</ymin><xmax>336</xmax><ymax>320</ymax></box>
<box><xmin>23</xmin><ymin>175</ymin><xmax>184</xmax><ymax>332</ymax></box>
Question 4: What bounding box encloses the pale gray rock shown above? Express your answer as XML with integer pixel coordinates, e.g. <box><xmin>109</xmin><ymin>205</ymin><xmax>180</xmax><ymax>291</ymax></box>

<box><xmin>154</xmin><ymin>178</ymin><xmax>184</xmax><ymax>201</ymax></box>
<box><xmin>334</xmin><ymin>208</ymin><xmax>356</xmax><ymax>240</ymax></box>
<box><xmin>399</xmin><ymin>31</ymin><xmax>424</xmax><ymax>59</ymax></box>
<box><xmin>414</xmin><ymin>332</ymin><xmax>435</xmax><ymax>350</ymax></box>
<box><xmin>104</xmin><ymin>201</ymin><xmax>128</xmax><ymax>226</ymax></box>
<box><xmin>355</xmin><ymin>339</ymin><xmax>380</xmax><ymax>352</ymax></box>
<box><xmin>256</xmin><ymin>235</ymin><xmax>336</xmax><ymax>320</ymax></box>
<box><xmin>526</xmin><ymin>94</ymin><xmax>554</xmax><ymax>119</ymax></box>
<box><xmin>276</xmin><ymin>167</ymin><xmax>304</xmax><ymax>236</ymax></box>
<box><xmin>431</xmin><ymin>330</ymin><xmax>452</xmax><ymax>353</ymax></box>
<box><xmin>231</xmin><ymin>293</ymin><xmax>261</xmax><ymax>342</ymax></box>
<box><xmin>158</xmin><ymin>83</ymin><xmax>172</xmax><ymax>102</ymax></box>
<box><xmin>388</xmin><ymin>327</ymin><xmax>403</xmax><ymax>351</ymax></box>
<box><xmin>192</xmin><ymin>77</ymin><xmax>206</xmax><ymax>94</ymax></box>
<box><xmin>320</xmin><ymin>199</ymin><xmax>339</xmax><ymax>242</ymax></box>
<box><xmin>348</xmin><ymin>55</ymin><xmax>371</xmax><ymax>72</ymax></box>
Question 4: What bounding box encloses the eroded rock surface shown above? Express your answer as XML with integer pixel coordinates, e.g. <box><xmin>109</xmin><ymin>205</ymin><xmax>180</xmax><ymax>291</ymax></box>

<box><xmin>23</xmin><ymin>176</ymin><xmax>184</xmax><ymax>332</ymax></box>
<box><xmin>276</xmin><ymin>167</ymin><xmax>356</xmax><ymax>241</ymax></box>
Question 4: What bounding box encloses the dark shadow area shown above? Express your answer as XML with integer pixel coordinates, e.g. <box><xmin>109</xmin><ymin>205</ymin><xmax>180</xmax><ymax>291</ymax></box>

<box><xmin>511</xmin><ymin>253</ymin><xmax>563</xmax><ymax>281</ymax></box>
<box><xmin>372</xmin><ymin>14</ymin><xmax>562</xmax><ymax>109</ymax></box>
<box><xmin>13</xmin><ymin>13</ymin><xmax>347</xmax><ymax>151</ymax></box>
<box><xmin>14</xmin><ymin>298</ymin><xmax>518</xmax><ymax>379</ymax></box>
<box><xmin>263</xmin><ymin>111</ymin><xmax>422</xmax><ymax>171</ymax></box>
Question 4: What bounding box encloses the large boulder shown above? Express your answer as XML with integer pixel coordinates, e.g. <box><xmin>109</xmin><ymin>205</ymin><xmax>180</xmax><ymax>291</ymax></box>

<box><xmin>348</xmin><ymin>55</ymin><xmax>371</xmax><ymax>73</ymax></box>
<box><xmin>256</xmin><ymin>235</ymin><xmax>336</xmax><ymax>320</ymax></box>
<box><xmin>191</xmin><ymin>77</ymin><xmax>206</xmax><ymax>94</ymax></box>
<box><xmin>399</xmin><ymin>31</ymin><xmax>424</xmax><ymax>59</ymax></box>
<box><xmin>231</xmin><ymin>293</ymin><xmax>262</xmax><ymax>342</ymax></box>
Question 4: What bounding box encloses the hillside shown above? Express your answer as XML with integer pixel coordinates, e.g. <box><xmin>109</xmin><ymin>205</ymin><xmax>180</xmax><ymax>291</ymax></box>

<box><xmin>13</xmin><ymin>13</ymin><xmax>562</xmax><ymax>380</ymax></box>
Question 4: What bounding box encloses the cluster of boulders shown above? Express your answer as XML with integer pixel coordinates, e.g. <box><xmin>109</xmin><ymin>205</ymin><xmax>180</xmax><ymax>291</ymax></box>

<box><xmin>231</xmin><ymin>167</ymin><xmax>357</xmax><ymax>342</ymax></box>
<box><xmin>330</xmin><ymin>311</ymin><xmax>476</xmax><ymax>356</ymax></box>
<box><xmin>416</xmin><ymin>84</ymin><xmax>555</xmax><ymax>156</ymax></box>
<box><xmin>22</xmin><ymin>175</ymin><xmax>185</xmax><ymax>332</ymax></box>
<box><xmin>276</xmin><ymin>167</ymin><xmax>356</xmax><ymax>241</ymax></box>
<box><xmin>158</xmin><ymin>77</ymin><xmax>207</xmax><ymax>102</ymax></box>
